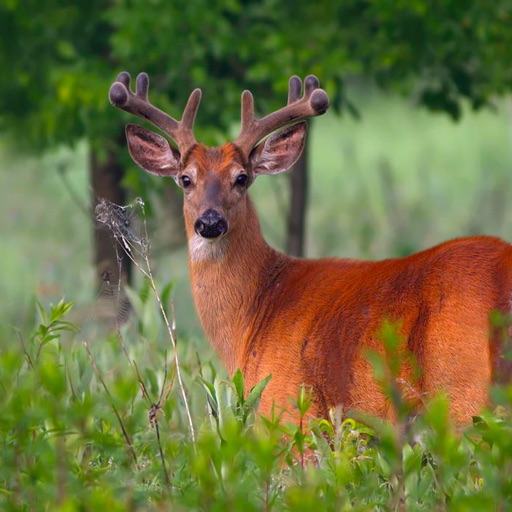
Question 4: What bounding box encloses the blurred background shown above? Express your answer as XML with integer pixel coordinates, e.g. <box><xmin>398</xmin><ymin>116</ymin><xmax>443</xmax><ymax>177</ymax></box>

<box><xmin>1</xmin><ymin>1</ymin><xmax>512</xmax><ymax>342</ymax></box>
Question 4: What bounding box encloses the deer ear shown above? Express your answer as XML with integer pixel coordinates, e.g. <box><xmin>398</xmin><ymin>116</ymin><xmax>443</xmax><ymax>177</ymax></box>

<box><xmin>249</xmin><ymin>121</ymin><xmax>307</xmax><ymax>175</ymax></box>
<box><xmin>125</xmin><ymin>124</ymin><xmax>181</xmax><ymax>177</ymax></box>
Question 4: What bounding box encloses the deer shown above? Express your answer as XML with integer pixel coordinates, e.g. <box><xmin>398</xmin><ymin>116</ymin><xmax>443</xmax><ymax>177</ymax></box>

<box><xmin>109</xmin><ymin>71</ymin><xmax>512</xmax><ymax>426</ymax></box>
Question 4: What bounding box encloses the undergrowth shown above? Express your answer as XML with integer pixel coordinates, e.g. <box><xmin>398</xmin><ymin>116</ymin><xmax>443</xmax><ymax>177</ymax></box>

<box><xmin>2</xmin><ymin>196</ymin><xmax>512</xmax><ymax>510</ymax></box>
<box><xmin>1</xmin><ymin>297</ymin><xmax>512</xmax><ymax>511</ymax></box>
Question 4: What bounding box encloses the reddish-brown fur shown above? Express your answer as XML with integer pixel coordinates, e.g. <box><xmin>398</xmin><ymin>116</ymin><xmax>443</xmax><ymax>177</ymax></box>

<box><xmin>111</xmin><ymin>73</ymin><xmax>512</xmax><ymax>425</ymax></box>
<box><xmin>182</xmin><ymin>146</ymin><xmax>512</xmax><ymax>425</ymax></box>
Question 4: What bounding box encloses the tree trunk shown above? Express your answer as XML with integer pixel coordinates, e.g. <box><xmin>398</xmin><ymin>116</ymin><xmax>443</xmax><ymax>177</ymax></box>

<box><xmin>90</xmin><ymin>145</ymin><xmax>131</xmax><ymax>292</ymax></box>
<box><xmin>286</xmin><ymin>136</ymin><xmax>309</xmax><ymax>257</ymax></box>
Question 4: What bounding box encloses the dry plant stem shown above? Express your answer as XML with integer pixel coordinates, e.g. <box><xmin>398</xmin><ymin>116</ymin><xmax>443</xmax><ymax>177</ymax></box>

<box><xmin>112</xmin><ymin>246</ymin><xmax>180</xmax><ymax>484</ymax></box>
<box><xmin>143</xmin><ymin>255</ymin><xmax>196</xmax><ymax>445</ymax></box>
<box><xmin>112</xmin><ymin>246</ymin><xmax>155</xmax><ymax>409</ymax></box>
<box><xmin>124</xmin><ymin>328</ymin><xmax>171</xmax><ymax>485</ymax></box>
<box><xmin>96</xmin><ymin>197</ymin><xmax>196</xmax><ymax>444</ymax></box>
<box><xmin>154</xmin><ymin>420</ymin><xmax>171</xmax><ymax>486</ymax></box>
<box><xmin>84</xmin><ymin>341</ymin><xmax>138</xmax><ymax>465</ymax></box>
<box><xmin>157</xmin><ymin>349</ymin><xmax>178</xmax><ymax>412</ymax></box>
<box><xmin>149</xmin><ymin>350</ymin><xmax>172</xmax><ymax>486</ymax></box>
<box><xmin>109</xmin><ymin>245</ymin><xmax>174</xmax><ymax>485</ymax></box>
<box><xmin>120</xmin><ymin>237</ymin><xmax>196</xmax><ymax>445</ymax></box>
<box><xmin>131</xmin><ymin>358</ymin><xmax>152</xmax><ymax>406</ymax></box>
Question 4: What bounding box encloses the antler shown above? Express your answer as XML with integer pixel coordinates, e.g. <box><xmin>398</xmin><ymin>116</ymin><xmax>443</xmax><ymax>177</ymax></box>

<box><xmin>108</xmin><ymin>71</ymin><xmax>201</xmax><ymax>153</ymax></box>
<box><xmin>234</xmin><ymin>75</ymin><xmax>329</xmax><ymax>156</ymax></box>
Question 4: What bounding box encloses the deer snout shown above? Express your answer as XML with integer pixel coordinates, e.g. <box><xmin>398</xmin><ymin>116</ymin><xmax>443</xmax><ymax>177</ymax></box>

<box><xmin>194</xmin><ymin>209</ymin><xmax>228</xmax><ymax>239</ymax></box>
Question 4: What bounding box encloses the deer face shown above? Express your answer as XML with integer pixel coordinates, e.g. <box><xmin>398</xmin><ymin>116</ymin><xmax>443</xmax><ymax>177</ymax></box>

<box><xmin>179</xmin><ymin>143</ymin><xmax>249</xmax><ymax>241</ymax></box>
<box><xmin>125</xmin><ymin>122</ymin><xmax>308</xmax><ymax>247</ymax></box>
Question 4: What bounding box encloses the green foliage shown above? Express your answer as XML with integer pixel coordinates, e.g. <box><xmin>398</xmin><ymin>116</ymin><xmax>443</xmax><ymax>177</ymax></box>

<box><xmin>0</xmin><ymin>0</ymin><xmax>118</xmax><ymax>150</ymax></box>
<box><xmin>2</xmin><ymin>299</ymin><xmax>512</xmax><ymax>510</ymax></box>
<box><xmin>2</xmin><ymin>0</ymin><xmax>512</xmax><ymax>152</ymax></box>
<box><xmin>202</xmin><ymin>368</ymin><xmax>271</xmax><ymax>426</ymax></box>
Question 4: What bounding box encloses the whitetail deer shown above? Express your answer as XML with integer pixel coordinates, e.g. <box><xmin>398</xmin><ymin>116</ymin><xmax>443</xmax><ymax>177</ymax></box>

<box><xmin>109</xmin><ymin>71</ymin><xmax>512</xmax><ymax>425</ymax></box>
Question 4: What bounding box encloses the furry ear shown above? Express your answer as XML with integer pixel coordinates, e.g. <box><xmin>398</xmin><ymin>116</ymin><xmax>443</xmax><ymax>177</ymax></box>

<box><xmin>249</xmin><ymin>121</ymin><xmax>307</xmax><ymax>175</ymax></box>
<box><xmin>125</xmin><ymin>124</ymin><xmax>181</xmax><ymax>177</ymax></box>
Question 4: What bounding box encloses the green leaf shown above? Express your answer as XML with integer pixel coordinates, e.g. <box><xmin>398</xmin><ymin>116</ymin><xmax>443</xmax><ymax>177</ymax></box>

<box><xmin>403</xmin><ymin>442</ymin><xmax>422</xmax><ymax>475</ymax></box>
<box><xmin>198</xmin><ymin>376</ymin><xmax>219</xmax><ymax>420</ymax></box>
<box><xmin>232</xmin><ymin>369</ymin><xmax>245</xmax><ymax>405</ymax></box>
<box><xmin>246</xmin><ymin>374</ymin><xmax>272</xmax><ymax>411</ymax></box>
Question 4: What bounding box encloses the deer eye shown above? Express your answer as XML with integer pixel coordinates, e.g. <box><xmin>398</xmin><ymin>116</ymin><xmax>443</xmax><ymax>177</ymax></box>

<box><xmin>180</xmin><ymin>175</ymin><xmax>192</xmax><ymax>188</ymax></box>
<box><xmin>235</xmin><ymin>173</ymin><xmax>249</xmax><ymax>188</ymax></box>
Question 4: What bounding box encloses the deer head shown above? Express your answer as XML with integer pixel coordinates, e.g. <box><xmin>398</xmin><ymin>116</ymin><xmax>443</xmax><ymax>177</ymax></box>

<box><xmin>109</xmin><ymin>72</ymin><xmax>329</xmax><ymax>258</ymax></box>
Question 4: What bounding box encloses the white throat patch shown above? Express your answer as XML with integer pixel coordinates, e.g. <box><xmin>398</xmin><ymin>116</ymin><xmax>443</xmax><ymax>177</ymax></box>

<box><xmin>188</xmin><ymin>234</ymin><xmax>228</xmax><ymax>262</ymax></box>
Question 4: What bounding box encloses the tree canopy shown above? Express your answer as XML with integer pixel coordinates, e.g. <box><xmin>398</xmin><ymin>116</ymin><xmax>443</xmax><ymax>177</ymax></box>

<box><xmin>2</xmin><ymin>0</ymin><xmax>511</xmax><ymax>285</ymax></box>
<box><xmin>2</xmin><ymin>0</ymin><xmax>511</xmax><ymax>150</ymax></box>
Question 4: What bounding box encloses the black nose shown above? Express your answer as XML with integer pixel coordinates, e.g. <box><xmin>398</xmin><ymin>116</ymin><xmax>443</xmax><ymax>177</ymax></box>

<box><xmin>194</xmin><ymin>209</ymin><xmax>228</xmax><ymax>239</ymax></box>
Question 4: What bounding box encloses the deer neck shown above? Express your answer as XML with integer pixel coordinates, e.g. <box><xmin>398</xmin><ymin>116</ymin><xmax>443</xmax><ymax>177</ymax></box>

<box><xmin>186</xmin><ymin>197</ymin><xmax>279</xmax><ymax>375</ymax></box>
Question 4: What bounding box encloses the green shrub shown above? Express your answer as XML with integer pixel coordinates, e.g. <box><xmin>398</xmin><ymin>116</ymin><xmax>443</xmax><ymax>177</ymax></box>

<box><xmin>1</xmin><ymin>299</ymin><xmax>512</xmax><ymax>510</ymax></box>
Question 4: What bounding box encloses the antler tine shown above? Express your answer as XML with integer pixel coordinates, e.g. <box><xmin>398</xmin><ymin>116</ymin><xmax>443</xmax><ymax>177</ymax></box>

<box><xmin>234</xmin><ymin>75</ymin><xmax>329</xmax><ymax>156</ymax></box>
<box><xmin>182</xmin><ymin>88</ymin><xmax>202</xmax><ymax>128</ymax></box>
<box><xmin>304</xmin><ymin>75</ymin><xmax>320</xmax><ymax>96</ymax></box>
<box><xmin>288</xmin><ymin>75</ymin><xmax>302</xmax><ymax>104</ymax></box>
<box><xmin>239</xmin><ymin>90</ymin><xmax>255</xmax><ymax>135</ymax></box>
<box><xmin>109</xmin><ymin>71</ymin><xmax>200</xmax><ymax>152</ymax></box>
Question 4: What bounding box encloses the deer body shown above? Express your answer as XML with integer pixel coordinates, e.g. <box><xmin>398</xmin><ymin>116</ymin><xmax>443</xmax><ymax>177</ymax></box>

<box><xmin>189</xmin><ymin>191</ymin><xmax>511</xmax><ymax>424</ymax></box>
<box><xmin>109</xmin><ymin>72</ymin><xmax>512</xmax><ymax>424</ymax></box>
